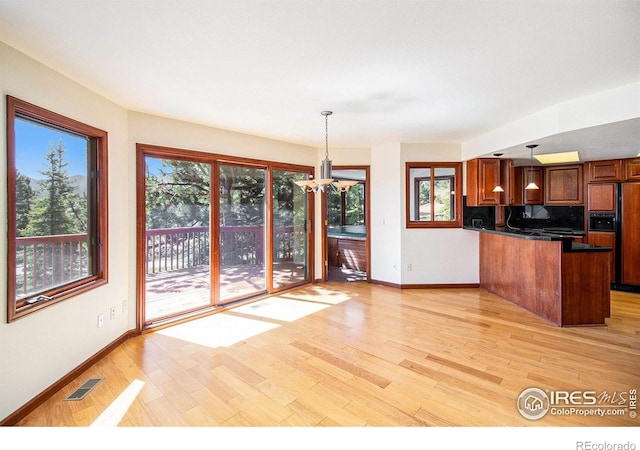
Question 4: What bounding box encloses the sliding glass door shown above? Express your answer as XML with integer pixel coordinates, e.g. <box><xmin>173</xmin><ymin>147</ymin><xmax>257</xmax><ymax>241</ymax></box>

<box><xmin>219</xmin><ymin>164</ymin><xmax>267</xmax><ymax>303</ymax></box>
<box><xmin>272</xmin><ymin>169</ymin><xmax>310</xmax><ymax>289</ymax></box>
<box><xmin>137</xmin><ymin>144</ymin><xmax>314</xmax><ymax>328</ymax></box>
<box><xmin>144</xmin><ymin>156</ymin><xmax>211</xmax><ymax>322</ymax></box>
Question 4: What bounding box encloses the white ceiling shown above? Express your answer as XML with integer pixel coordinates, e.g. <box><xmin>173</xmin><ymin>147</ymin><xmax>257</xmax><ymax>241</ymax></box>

<box><xmin>1</xmin><ymin>0</ymin><xmax>639</xmax><ymax>160</ymax></box>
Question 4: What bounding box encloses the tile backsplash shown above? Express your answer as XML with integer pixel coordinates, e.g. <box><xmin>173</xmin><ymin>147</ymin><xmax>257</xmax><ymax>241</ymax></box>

<box><xmin>463</xmin><ymin>197</ymin><xmax>584</xmax><ymax>230</ymax></box>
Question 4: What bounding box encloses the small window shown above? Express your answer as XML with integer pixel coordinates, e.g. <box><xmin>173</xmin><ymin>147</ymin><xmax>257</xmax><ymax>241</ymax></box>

<box><xmin>406</xmin><ymin>162</ymin><xmax>462</xmax><ymax>228</ymax></box>
<box><xmin>6</xmin><ymin>96</ymin><xmax>108</xmax><ymax>321</ymax></box>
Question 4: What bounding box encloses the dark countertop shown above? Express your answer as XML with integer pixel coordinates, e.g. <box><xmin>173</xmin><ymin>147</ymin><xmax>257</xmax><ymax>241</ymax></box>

<box><xmin>464</xmin><ymin>226</ymin><xmax>611</xmax><ymax>253</ymax></box>
<box><xmin>327</xmin><ymin>232</ymin><xmax>366</xmax><ymax>240</ymax></box>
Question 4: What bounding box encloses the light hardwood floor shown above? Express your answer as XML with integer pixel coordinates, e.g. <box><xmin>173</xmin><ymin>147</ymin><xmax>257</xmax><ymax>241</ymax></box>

<box><xmin>15</xmin><ymin>283</ymin><xmax>640</xmax><ymax>427</ymax></box>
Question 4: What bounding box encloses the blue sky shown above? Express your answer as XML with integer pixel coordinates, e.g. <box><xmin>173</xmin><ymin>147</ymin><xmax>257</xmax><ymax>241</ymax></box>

<box><xmin>15</xmin><ymin>118</ymin><xmax>88</xmax><ymax>179</ymax></box>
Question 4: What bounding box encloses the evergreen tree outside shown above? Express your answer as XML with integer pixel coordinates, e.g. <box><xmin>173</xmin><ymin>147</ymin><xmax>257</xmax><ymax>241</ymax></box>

<box><xmin>15</xmin><ymin>170</ymin><xmax>35</xmax><ymax>237</ymax></box>
<box><xmin>15</xmin><ymin>138</ymin><xmax>88</xmax><ymax>297</ymax></box>
<box><xmin>22</xmin><ymin>139</ymin><xmax>83</xmax><ymax>237</ymax></box>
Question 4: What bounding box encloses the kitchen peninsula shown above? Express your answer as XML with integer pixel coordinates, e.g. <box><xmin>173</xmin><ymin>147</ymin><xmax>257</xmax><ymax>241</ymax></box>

<box><xmin>469</xmin><ymin>227</ymin><xmax>612</xmax><ymax>326</ymax></box>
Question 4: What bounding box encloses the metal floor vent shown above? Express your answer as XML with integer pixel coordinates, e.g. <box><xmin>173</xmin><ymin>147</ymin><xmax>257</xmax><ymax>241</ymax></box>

<box><xmin>64</xmin><ymin>378</ymin><xmax>104</xmax><ymax>401</ymax></box>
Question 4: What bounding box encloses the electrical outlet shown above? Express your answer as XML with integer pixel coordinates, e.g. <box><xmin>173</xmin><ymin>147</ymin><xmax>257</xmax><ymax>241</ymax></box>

<box><xmin>110</xmin><ymin>306</ymin><xmax>116</xmax><ymax>320</ymax></box>
<box><xmin>406</xmin><ymin>263</ymin><xmax>412</xmax><ymax>271</ymax></box>
<box><xmin>97</xmin><ymin>314</ymin><xmax>104</xmax><ymax>328</ymax></box>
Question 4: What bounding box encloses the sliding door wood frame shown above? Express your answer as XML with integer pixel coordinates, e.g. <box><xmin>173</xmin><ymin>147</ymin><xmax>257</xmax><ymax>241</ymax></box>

<box><xmin>136</xmin><ymin>143</ymin><xmax>315</xmax><ymax>331</ymax></box>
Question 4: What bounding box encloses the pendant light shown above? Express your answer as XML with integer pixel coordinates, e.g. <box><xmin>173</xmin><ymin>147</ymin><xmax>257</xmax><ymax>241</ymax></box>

<box><xmin>525</xmin><ymin>144</ymin><xmax>540</xmax><ymax>190</ymax></box>
<box><xmin>492</xmin><ymin>153</ymin><xmax>505</xmax><ymax>193</ymax></box>
<box><xmin>294</xmin><ymin>111</ymin><xmax>357</xmax><ymax>194</ymax></box>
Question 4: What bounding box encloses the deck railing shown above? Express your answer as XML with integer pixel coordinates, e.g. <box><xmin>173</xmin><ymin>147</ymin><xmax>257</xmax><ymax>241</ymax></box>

<box><xmin>145</xmin><ymin>225</ymin><xmax>302</xmax><ymax>274</ymax></box>
<box><xmin>15</xmin><ymin>233</ymin><xmax>89</xmax><ymax>298</ymax></box>
<box><xmin>14</xmin><ymin>226</ymin><xmax>305</xmax><ymax>296</ymax></box>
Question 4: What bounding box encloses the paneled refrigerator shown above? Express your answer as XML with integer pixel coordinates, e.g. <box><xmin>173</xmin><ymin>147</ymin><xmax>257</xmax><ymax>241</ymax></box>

<box><xmin>587</xmin><ymin>181</ymin><xmax>640</xmax><ymax>292</ymax></box>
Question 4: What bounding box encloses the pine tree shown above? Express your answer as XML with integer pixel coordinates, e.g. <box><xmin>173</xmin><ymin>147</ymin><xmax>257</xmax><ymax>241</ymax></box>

<box><xmin>15</xmin><ymin>171</ymin><xmax>35</xmax><ymax>237</ymax></box>
<box><xmin>23</xmin><ymin>139</ymin><xmax>78</xmax><ymax>236</ymax></box>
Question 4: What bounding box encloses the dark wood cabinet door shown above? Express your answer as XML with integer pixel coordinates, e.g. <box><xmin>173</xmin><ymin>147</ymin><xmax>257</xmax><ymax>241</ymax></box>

<box><xmin>624</xmin><ymin>158</ymin><xmax>640</xmax><ymax>181</ymax></box>
<box><xmin>466</xmin><ymin>158</ymin><xmax>500</xmax><ymax>206</ymax></box>
<box><xmin>523</xmin><ymin>167</ymin><xmax>544</xmax><ymax>204</ymax></box>
<box><xmin>499</xmin><ymin>159</ymin><xmax>515</xmax><ymax>205</ymax></box>
<box><xmin>621</xmin><ymin>182</ymin><xmax>640</xmax><ymax>285</ymax></box>
<box><xmin>586</xmin><ymin>160</ymin><xmax>623</xmax><ymax>182</ymax></box>
<box><xmin>587</xmin><ymin>183</ymin><xmax>616</xmax><ymax>212</ymax></box>
<box><xmin>588</xmin><ymin>231</ymin><xmax>616</xmax><ymax>283</ymax></box>
<box><xmin>544</xmin><ymin>165</ymin><xmax>584</xmax><ymax>205</ymax></box>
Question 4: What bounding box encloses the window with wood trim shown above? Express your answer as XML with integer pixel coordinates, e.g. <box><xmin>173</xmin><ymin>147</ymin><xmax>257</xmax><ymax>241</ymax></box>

<box><xmin>406</xmin><ymin>162</ymin><xmax>462</xmax><ymax>228</ymax></box>
<box><xmin>6</xmin><ymin>96</ymin><xmax>108</xmax><ymax>322</ymax></box>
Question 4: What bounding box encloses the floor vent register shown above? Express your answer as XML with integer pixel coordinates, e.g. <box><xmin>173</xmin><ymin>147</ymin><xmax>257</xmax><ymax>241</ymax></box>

<box><xmin>64</xmin><ymin>378</ymin><xmax>104</xmax><ymax>401</ymax></box>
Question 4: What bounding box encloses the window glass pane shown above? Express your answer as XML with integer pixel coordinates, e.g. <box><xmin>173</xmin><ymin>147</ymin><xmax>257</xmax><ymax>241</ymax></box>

<box><xmin>272</xmin><ymin>170</ymin><xmax>308</xmax><ymax>288</ymax></box>
<box><xmin>327</xmin><ymin>187</ymin><xmax>341</xmax><ymax>228</ymax></box>
<box><xmin>409</xmin><ymin>167</ymin><xmax>431</xmax><ymax>222</ymax></box>
<box><xmin>144</xmin><ymin>157</ymin><xmax>211</xmax><ymax>321</ymax></box>
<box><xmin>219</xmin><ymin>165</ymin><xmax>266</xmax><ymax>301</ymax></box>
<box><xmin>434</xmin><ymin>167</ymin><xmax>455</xmax><ymax>221</ymax></box>
<box><xmin>14</xmin><ymin>118</ymin><xmax>91</xmax><ymax>301</ymax></box>
<box><xmin>345</xmin><ymin>183</ymin><xmax>365</xmax><ymax>226</ymax></box>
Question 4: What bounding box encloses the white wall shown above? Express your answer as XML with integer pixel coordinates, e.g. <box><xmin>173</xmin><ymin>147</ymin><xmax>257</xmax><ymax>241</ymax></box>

<box><xmin>129</xmin><ymin>112</ymin><xmax>316</xmax><ymax>166</ymax></box>
<box><xmin>0</xmin><ymin>42</ymin><xmax>131</xmax><ymax>420</ymax></box>
<box><xmin>370</xmin><ymin>143</ymin><xmax>403</xmax><ymax>284</ymax></box>
<box><xmin>400</xmin><ymin>144</ymin><xmax>479</xmax><ymax>284</ymax></box>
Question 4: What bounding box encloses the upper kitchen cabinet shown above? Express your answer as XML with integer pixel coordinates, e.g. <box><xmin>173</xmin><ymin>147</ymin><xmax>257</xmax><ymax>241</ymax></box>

<box><xmin>499</xmin><ymin>159</ymin><xmax>515</xmax><ymax>205</ymax></box>
<box><xmin>466</xmin><ymin>158</ymin><xmax>500</xmax><ymax>206</ymax></box>
<box><xmin>624</xmin><ymin>158</ymin><xmax>640</xmax><ymax>181</ymax></box>
<box><xmin>513</xmin><ymin>166</ymin><xmax>544</xmax><ymax>205</ymax></box>
<box><xmin>587</xmin><ymin>182</ymin><xmax>616</xmax><ymax>212</ymax></box>
<box><xmin>585</xmin><ymin>159</ymin><xmax>623</xmax><ymax>182</ymax></box>
<box><xmin>544</xmin><ymin>164</ymin><xmax>584</xmax><ymax>205</ymax></box>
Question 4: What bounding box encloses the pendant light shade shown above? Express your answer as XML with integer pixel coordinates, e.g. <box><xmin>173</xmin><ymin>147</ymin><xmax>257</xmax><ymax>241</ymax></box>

<box><xmin>294</xmin><ymin>111</ymin><xmax>358</xmax><ymax>194</ymax></box>
<box><xmin>492</xmin><ymin>153</ymin><xmax>504</xmax><ymax>193</ymax></box>
<box><xmin>525</xmin><ymin>144</ymin><xmax>540</xmax><ymax>190</ymax></box>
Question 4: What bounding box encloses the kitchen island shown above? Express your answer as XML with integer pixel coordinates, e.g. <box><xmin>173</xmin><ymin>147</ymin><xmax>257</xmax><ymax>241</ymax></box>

<box><xmin>469</xmin><ymin>227</ymin><xmax>611</xmax><ymax>326</ymax></box>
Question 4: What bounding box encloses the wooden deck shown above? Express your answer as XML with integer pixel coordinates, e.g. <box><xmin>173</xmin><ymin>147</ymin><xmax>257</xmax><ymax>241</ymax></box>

<box><xmin>145</xmin><ymin>263</ymin><xmax>308</xmax><ymax>320</ymax></box>
<box><xmin>15</xmin><ymin>283</ymin><xmax>640</xmax><ymax>432</ymax></box>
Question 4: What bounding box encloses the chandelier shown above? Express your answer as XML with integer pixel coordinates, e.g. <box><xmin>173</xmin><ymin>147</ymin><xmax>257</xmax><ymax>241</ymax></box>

<box><xmin>294</xmin><ymin>111</ymin><xmax>358</xmax><ymax>194</ymax></box>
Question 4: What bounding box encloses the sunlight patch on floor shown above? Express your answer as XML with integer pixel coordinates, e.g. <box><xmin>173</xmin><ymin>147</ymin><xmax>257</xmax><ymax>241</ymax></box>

<box><xmin>232</xmin><ymin>297</ymin><xmax>330</xmax><ymax>322</ymax></box>
<box><xmin>90</xmin><ymin>379</ymin><xmax>145</xmax><ymax>427</ymax></box>
<box><xmin>280</xmin><ymin>286</ymin><xmax>353</xmax><ymax>305</ymax></box>
<box><xmin>157</xmin><ymin>313</ymin><xmax>280</xmax><ymax>348</ymax></box>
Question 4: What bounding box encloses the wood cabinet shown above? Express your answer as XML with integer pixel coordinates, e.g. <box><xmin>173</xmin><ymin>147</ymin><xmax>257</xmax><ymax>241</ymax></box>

<box><xmin>624</xmin><ymin>158</ymin><xmax>640</xmax><ymax>181</ymax></box>
<box><xmin>621</xmin><ymin>182</ymin><xmax>640</xmax><ymax>286</ymax></box>
<box><xmin>499</xmin><ymin>159</ymin><xmax>515</xmax><ymax>205</ymax></box>
<box><xmin>513</xmin><ymin>166</ymin><xmax>544</xmax><ymax>205</ymax></box>
<box><xmin>544</xmin><ymin>164</ymin><xmax>584</xmax><ymax>205</ymax></box>
<box><xmin>587</xmin><ymin>182</ymin><xmax>616</xmax><ymax>212</ymax></box>
<box><xmin>327</xmin><ymin>236</ymin><xmax>366</xmax><ymax>272</ymax></box>
<box><xmin>585</xmin><ymin>159</ymin><xmax>623</xmax><ymax>182</ymax></box>
<box><xmin>588</xmin><ymin>231</ymin><xmax>616</xmax><ymax>283</ymax></box>
<box><xmin>466</xmin><ymin>158</ymin><xmax>501</xmax><ymax>206</ymax></box>
<box><xmin>479</xmin><ymin>231</ymin><xmax>610</xmax><ymax>326</ymax></box>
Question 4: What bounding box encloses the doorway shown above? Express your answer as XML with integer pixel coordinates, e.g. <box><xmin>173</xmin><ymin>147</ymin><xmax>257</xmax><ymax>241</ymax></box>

<box><xmin>323</xmin><ymin>166</ymin><xmax>370</xmax><ymax>282</ymax></box>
